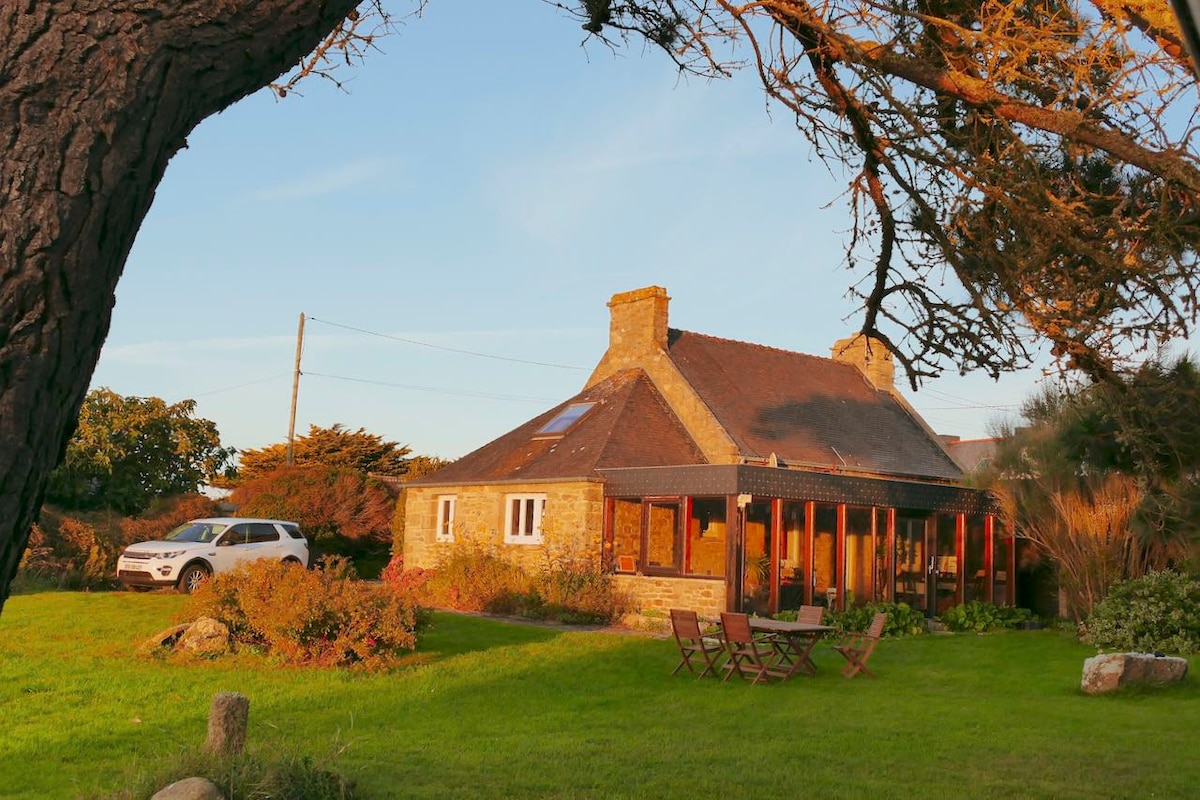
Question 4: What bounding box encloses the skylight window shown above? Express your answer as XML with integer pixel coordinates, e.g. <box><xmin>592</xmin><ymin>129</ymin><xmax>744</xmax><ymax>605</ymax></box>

<box><xmin>536</xmin><ymin>402</ymin><xmax>595</xmax><ymax>435</ymax></box>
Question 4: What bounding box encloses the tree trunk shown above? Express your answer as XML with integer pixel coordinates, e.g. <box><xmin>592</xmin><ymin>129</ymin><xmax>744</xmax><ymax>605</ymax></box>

<box><xmin>0</xmin><ymin>0</ymin><xmax>359</xmax><ymax>611</ymax></box>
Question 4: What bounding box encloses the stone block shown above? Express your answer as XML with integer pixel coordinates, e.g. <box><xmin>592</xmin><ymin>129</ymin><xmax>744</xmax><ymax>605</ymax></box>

<box><xmin>178</xmin><ymin>617</ymin><xmax>231</xmax><ymax>656</ymax></box>
<box><xmin>1081</xmin><ymin>652</ymin><xmax>1190</xmax><ymax>694</ymax></box>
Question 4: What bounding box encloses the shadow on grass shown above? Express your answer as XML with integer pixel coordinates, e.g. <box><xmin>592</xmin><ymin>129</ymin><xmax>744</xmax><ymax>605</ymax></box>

<box><xmin>411</xmin><ymin>611</ymin><xmax>565</xmax><ymax>660</ymax></box>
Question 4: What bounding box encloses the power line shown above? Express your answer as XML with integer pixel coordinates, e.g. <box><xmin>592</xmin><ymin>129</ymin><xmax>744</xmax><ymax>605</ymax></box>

<box><xmin>307</xmin><ymin>316</ymin><xmax>590</xmax><ymax>371</ymax></box>
<box><xmin>919</xmin><ymin>403</ymin><xmax>1020</xmax><ymax>411</ymax></box>
<box><xmin>193</xmin><ymin>372</ymin><xmax>292</xmax><ymax>397</ymax></box>
<box><xmin>304</xmin><ymin>370</ymin><xmax>559</xmax><ymax>403</ymax></box>
<box><xmin>920</xmin><ymin>387</ymin><xmax>1020</xmax><ymax>411</ymax></box>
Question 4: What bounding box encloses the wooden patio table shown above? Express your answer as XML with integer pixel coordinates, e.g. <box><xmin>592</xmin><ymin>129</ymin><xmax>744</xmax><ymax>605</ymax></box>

<box><xmin>748</xmin><ymin>617</ymin><xmax>836</xmax><ymax>680</ymax></box>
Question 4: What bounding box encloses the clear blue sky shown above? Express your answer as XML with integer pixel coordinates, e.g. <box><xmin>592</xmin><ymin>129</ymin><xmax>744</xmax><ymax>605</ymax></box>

<box><xmin>90</xmin><ymin>0</ymin><xmax>1051</xmax><ymax>461</ymax></box>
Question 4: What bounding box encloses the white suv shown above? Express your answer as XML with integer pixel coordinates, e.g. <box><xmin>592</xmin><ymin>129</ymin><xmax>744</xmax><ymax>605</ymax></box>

<box><xmin>117</xmin><ymin>517</ymin><xmax>309</xmax><ymax>593</ymax></box>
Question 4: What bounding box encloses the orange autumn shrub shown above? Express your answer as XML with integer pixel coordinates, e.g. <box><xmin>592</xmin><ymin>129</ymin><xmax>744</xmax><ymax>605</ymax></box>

<box><xmin>186</xmin><ymin>556</ymin><xmax>422</xmax><ymax>670</ymax></box>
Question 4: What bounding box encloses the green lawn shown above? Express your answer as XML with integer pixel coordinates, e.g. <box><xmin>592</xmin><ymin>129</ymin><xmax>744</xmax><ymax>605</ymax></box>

<box><xmin>1</xmin><ymin>592</ymin><xmax>1196</xmax><ymax>799</ymax></box>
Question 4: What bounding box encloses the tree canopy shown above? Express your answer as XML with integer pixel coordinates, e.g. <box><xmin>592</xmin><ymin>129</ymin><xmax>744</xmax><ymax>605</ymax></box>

<box><xmin>238</xmin><ymin>424</ymin><xmax>413</xmax><ymax>481</ymax></box>
<box><xmin>45</xmin><ymin>389</ymin><xmax>235</xmax><ymax>516</ymax></box>
<box><xmin>571</xmin><ymin>0</ymin><xmax>1200</xmax><ymax>385</ymax></box>
<box><xmin>230</xmin><ymin>464</ymin><xmax>396</xmax><ymax>549</ymax></box>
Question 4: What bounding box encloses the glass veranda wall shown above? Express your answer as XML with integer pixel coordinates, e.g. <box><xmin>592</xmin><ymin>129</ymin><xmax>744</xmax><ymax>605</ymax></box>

<box><xmin>604</xmin><ymin>494</ymin><xmax>1014</xmax><ymax>615</ymax></box>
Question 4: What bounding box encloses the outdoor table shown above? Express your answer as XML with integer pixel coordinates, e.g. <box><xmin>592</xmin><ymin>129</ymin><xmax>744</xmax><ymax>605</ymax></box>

<box><xmin>748</xmin><ymin>617</ymin><xmax>836</xmax><ymax>679</ymax></box>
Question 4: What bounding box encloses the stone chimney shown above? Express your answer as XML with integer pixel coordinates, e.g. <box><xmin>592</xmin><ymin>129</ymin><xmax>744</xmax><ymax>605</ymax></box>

<box><xmin>831</xmin><ymin>334</ymin><xmax>895</xmax><ymax>390</ymax></box>
<box><xmin>606</xmin><ymin>286</ymin><xmax>670</xmax><ymax>357</ymax></box>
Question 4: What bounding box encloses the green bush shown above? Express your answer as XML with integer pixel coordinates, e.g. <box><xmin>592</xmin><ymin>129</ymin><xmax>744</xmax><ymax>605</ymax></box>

<box><xmin>1082</xmin><ymin>569</ymin><xmax>1200</xmax><ymax>655</ymax></box>
<box><xmin>939</xmin><ymin>601</ymin><xmax>1034</xmax><ymax>632</ymax></box>
<box><xmin>185</xmin><ymin>556</ymin><xmax>422</xmax><ymax>670</ymax></box>
<box><xmin>801</xmin><ymin>601</ymin><xmax>927</xmax><ymax>637</ymax></box>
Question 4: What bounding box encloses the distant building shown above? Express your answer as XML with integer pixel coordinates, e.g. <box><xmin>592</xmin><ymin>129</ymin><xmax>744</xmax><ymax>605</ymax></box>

<box><xmin>941</xmin><ymin>436</ymin><xmax>1000</xmax><ymax>474</ymax></box>
<box><xmin>404</xmin><ymin>287</ymin><xmax>1014</xmax><ymax>617</ymax></box>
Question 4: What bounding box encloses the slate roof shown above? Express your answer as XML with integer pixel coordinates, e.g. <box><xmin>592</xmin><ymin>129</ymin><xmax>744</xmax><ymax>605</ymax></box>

<box><xmin>407</xmin><ymin>370</ymin><xmax>706</xmax><ymax>486</ymax></box>
<box><xmin>666</xmin><ymin>329</ymin><xmax>963</xmax><ymax>481</ymax></box>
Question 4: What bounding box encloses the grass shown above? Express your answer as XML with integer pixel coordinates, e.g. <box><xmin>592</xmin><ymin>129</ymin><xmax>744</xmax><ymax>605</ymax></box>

<box><xmin>1</xmin><ymin>591</ymin><xmax>1197</xmax><ymax>799</ymax></box>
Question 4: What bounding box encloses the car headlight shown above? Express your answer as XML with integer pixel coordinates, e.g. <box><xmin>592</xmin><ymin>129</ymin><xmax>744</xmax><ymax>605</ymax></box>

<box><xmin>153</xmin><ymin>551</ymin><xmax>187</xmax><ymax>560</ymax></box>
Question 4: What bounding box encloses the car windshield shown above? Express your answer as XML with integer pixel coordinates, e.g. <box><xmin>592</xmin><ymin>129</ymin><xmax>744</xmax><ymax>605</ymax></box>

<box><xmin>164</xmin><ymin>522</ymin><xmax>227</xmax><ymax>543</ymax></box>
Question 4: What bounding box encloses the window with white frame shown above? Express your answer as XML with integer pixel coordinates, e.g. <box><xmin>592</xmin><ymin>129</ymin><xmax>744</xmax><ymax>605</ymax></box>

<box><xmin>504</xmin><ymin>493</ymin><xmax>546</xmax><ymax>544</ymax></box>
<box><xmin>436</xmin><ymin>495</ymin><xmax>456</xmax><ymax>542</ymax></box>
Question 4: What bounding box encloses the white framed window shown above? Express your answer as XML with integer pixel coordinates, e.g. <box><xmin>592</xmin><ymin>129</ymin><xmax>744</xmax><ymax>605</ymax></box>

<box><xmin>436</xmin><ymin>495</ymin><xmax>457</xmax><ymax>542</ymax></box>
<box><xmin>504</xmin><ymin>493</ymin><xmax>547</xmax><ymax>544</ymax></box>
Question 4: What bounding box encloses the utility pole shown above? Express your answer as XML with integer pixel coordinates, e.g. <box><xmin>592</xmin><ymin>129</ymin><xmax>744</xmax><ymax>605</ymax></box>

<box><xmin>286</xmin><ymin>312</ymin><xmax>305</xmax><ymax>467</ymax></box>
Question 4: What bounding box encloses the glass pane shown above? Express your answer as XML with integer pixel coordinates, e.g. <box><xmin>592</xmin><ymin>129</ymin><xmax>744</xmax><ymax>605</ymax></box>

<box><xmin>687</xmin><ymin>497</ymin><xmax>726</xmax><ymax>577</ymax></box>
<box><xmin>812</xmin><ymin>504</ymin><xmax>839</xmax><ymax>608</ymax></box>
<box><xmin>993</xmin><ymin>519</ymin><xmax>1011</xmax><ymax>605</ymax></box>
<box><xmin>844</xmin><ymin>507</ymin><xmax>873</xmax><ymax>608</ymax></box>
<box><xmin>510</xmin><ymin>499</ymin><xmax>521</xmax><ymax>537</ymax></box>
<box><xmin>779</xmin><ymin>501</ymin><xmax>807</xmax><ymax>610</ymax></box>
<box><xmin>965</xmin><ymin>514</ymin><xmax>987</xmax><ymax>602</ymax></box>
<box><xmin>646</xmin><ymin>501</ymin><xmax>680</xmax><ymax>570</ymax></box>
<box><xmin>742</xmin><ymin>501</ymin><xmax>772</xmax><ymax>615</ymax></box>
<box><xmin>935</xmin><ymin>514</ymin><xmax>959</xmax><ymax>614</ymax></box>
<box><xmin>537</xmin><ymin>402</ymin><xmax>596</xmax><ymax>435</ymax></box>
<box><xmin>523</xmin><ymin>499</ymin><xmax>536</xmax><ymax>535</ymax></box>
<box><xmin>612</xmin><ymin>499</ymin><xmax>642</xmax><ymax>570</ymax></box>
<box><xmin>874</xmin><ymin>508</ymin><xmax>891</xmax><ymax>602</ymax></box>
<box><xmin>895</xmin><ymin>516</ymin><xmax>927</xmax><ymax>613</ymax></box>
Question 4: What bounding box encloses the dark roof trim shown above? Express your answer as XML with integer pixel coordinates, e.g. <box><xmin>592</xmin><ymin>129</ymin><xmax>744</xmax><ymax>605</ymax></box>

<box><xmin>403</xmin><ymin>475</ymin><xmax>604</xmax><ymax>490</ymax></box>
<box><xmin>597</xmin><ymin>464</ymin><xmax>999</xmax><ymax>515</ymax></box>
<box><xmin>737</xmin><ymin>454</ymin><xmax>959</xmax><ymax>484</ymax></box>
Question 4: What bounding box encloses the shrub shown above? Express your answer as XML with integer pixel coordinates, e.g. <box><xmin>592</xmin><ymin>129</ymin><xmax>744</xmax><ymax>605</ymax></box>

<box><xmin>416</xmin><ymin>547</ymin><xmax>530</xmax><ymax>614</ymax></box>
<box><xmin>821</xmin><ymin>601</ymin><xmax>927</xmax><ymax>637</ymax></box>
<box><xmin>185</xmin><ymin>556</ymin><xmax>421</xmax><ymax>670</ymax></box>
<box><xmin>1082</xmin><ymin>569</ymin><xmax>1200</xmax><ymax>655</ymax></box>
<box><xmin>399</xmin><ymin>527</ymin><xmax>631</xmax><ymax>625</ymax></box>
<box><xmin>380</xmin><ymin>554</ymin><xmax>432</xmax><ymax>597</ymax></box>
<box><xmin>939</xmin><ymin>601</ymin><xmax>1034</xmax><ymax>633</ymax></box>
<box><xmin>100</xmin><ymin>739</ymin><xmax>355</xmax><ymax>800</ymax></box>
<box><xmin>530</xmin><ymin>568</ymin><xmax>633</xmax><ymax>625</ymax></box>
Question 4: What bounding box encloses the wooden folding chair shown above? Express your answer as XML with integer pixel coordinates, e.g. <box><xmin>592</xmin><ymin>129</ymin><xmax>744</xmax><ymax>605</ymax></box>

<box><xmin>833</xmin><ymin>612</ymin><xmax>887</xmax><ymax>679</ymax></box>
<box><xmin>669</xmin><ymin>609</ymin><xmax>724</xmax><ymax>679</ymax></box>
<box><xmin>798</xmin><ymin>605</ymin><xmax>824</xmax><ymax>625</ymax></box>
<box><xmin>720</xmin><ymin>612</ymin><xmax>781</xmax><ymax>684</ymax></box>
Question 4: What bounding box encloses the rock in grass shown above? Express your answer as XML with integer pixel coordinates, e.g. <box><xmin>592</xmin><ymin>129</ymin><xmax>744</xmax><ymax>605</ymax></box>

<box><xmin>140</xmin><ymin>624</ymin><xmax>189</xmax><ymax>654</ymax></box>
<box><xmin>1081</xmin><ymin>652</ymin><xmax>1189</xmax><ymax>694</ymax></box>
<box><xmin>151</xmin><ymin>776</ymin><xmax>224</xmax><ymax>800</ymax></box>
<box><xmin>177</xmin><ymin>617</ymin><xmax>231</xmax><ymax>656</ymax></box>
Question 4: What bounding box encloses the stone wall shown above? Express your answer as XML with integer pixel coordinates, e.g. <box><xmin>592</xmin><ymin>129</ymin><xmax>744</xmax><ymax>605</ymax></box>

<box><xmin>403</xmin><ymin>480</ymin><xmax>604</xmax><ymax>571</ymax></box>
<box><xmin>615</xmin><ymin>574</ymin><xmax>727</xmax><ymax>618</ymax></box>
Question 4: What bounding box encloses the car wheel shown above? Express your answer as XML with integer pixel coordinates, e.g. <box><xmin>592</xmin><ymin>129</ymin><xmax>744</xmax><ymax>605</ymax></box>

<box><xmin>282</xmin><ymin>557</ymin><xmax>301</xmax><ymax>567</ymax></box>
<box><xmin>177</xmin><ymin>564</ymin><xmax>210</xmax><ymax>594</ymax></box>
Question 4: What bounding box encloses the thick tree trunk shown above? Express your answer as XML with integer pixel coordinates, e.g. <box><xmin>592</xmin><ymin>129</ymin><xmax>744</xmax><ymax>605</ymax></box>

<box><xmin>0</xmin><ymin>0</ymin><xmax>359</xmax><ymax>610</ymax></box>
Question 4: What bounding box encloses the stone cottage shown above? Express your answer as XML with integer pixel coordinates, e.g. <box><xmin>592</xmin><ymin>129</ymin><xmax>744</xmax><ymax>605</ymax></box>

<box><xmin>402</xmin><ymin>286</ymin><xmax>1011</xmax><ymax>618</ymax></box>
